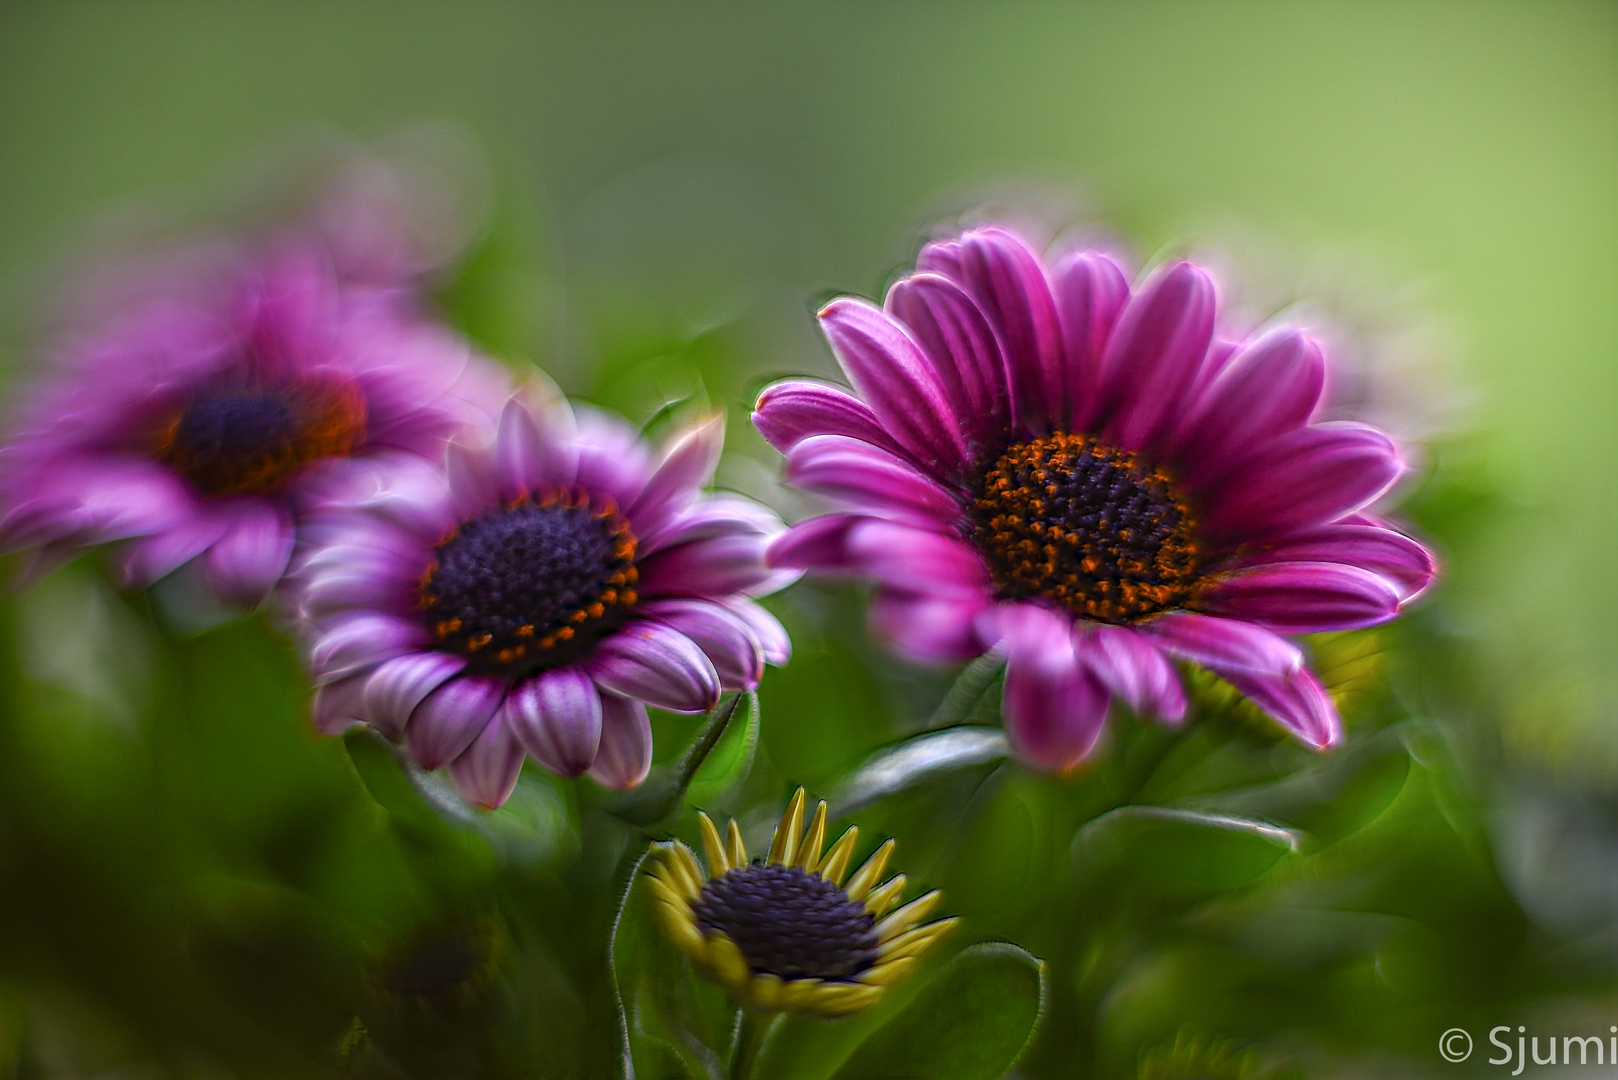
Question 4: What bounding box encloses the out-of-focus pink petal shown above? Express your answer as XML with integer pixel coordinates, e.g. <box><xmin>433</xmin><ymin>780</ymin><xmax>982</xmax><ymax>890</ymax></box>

<box><xmin>361</xmin><ymin>651</ymin><xmax>467</xmax><ymax>739</ymax></box>
<box><xmin>720</xmin><ymin>599</ymin><xmax>791</xmax><ymax>666</ymax></box>
<box><xmin>884</xmin><ymin>272</ymin><xmax>1010</xmax><ymax>451</ymax></box>
<box><xmin>505</xmin><ymin>666</ymin><xmax>602</xmax><ymax>777</ymax></box>
<box><xmin>492</xmin><ymin>396</ymin><xmax>546</xmax><ymax>500</ymax></box>
<box><xmin>766</xmin><ymin>515</ymin><xmax>862</xmax><ymax>572</ymax></box>
<box><xmin>1082</xmin><ymin>624</ymin><xmax>1185</xmax><ymax>723</ymax></box>
<box><xmin>984</xmin><ymin>602</ymin><xmax>1109</xmax><ymax>770</ymax></box>
<box><xmin>1095</xmin><ymin>261</ymin><xmax>1216</xmax><ymax>453</ymax></box>
<box><xmin>311</xmin><ymin>672</ymin><xmax>369</xmax><ymax>735</ymax></box>
<box><xmin>869</xmin><ymin>586</ymin><xmax>990</xmax><ymax>664</ymax></box>
<box><xmin>405</xmin><ymin>674</ymin><xmax>506</xmax><ymax>771</ymax></box>
<box><xmin>445</xmin><ymin>439</ymin><xmax>498</xmax><ymax>522</ymax></box>
<box><xmin>1203</xmin><ymin>561</ymin><xmax>1402</xmax><ymax>633</ymax></box>
<box><xmin>844</xmin><ymin>520</ymin><xmax>991</xmax><ymax>596</ymax></box>
<box><xmin>1051</xmin><ymin>250</ymin><xmax>1130</xmax><ymax>428</ymax></box>
<box><xmin>447</xmin><ymin>713</ymin><xmax>527</xmax><ymax>809</ymax></box>
<box><xmin>1145</xmin><ymin>612</ymin><xmax>1303</xmax><ymax>675</ymax></box>
<box><xmin>202</xmin><ymin>501</ymin><xmax>295</xmax><ymax>605</ymax></box>
<box><xmin>753</xmin><ymin>379</ymin><xmax>908</xmax><ymax>459</ymax></box>
<box><xmin>118</xmin><ymin>510</ymin><xmax>233</xmax><ymax>587</ymax></box>
<box><xmin>588</xmin><ymin>694</ymin><xmax>653</xmax><ymax>789</ymax></box>
<box><xmin>573</xmin><ymin>405</ymin><xmax>654</xmax><ymax>511</ymax></box>
<box><xmin>817</xmin><ymin>297</ymin><xmax>969</xmax><ymax>477</ymax></box>
<box><xmin>585</xmin><ymin>622</ymin><xmax>721</xmax><ymax>714</ymax></box>
<box><xmin>1201</xmin><ymin>422</ymin><xmax>1404</xmax><ymax>545</ymax></box>
<box><xmin>639</xmin><ymin>598</ymin><xmax>765</xmax><ymax>691</ymax></box>
<box><xmin>1217</xmin><ymin>666</ymin><xmax>1341</xmax><ymax>749</ymax></box>
<box><xmin>637</xmin><ymin>531</ymin><xmax>778</xmax><ymax>599</ymax></box>
<box><xmin>785</xmin><ymin>435</ymin><xmax>961</xmax><ymax>529</ymax></box>
<box><xmin>307</xmin><ymin>612</ymin><xmax>430</xmax><ymax>685</ymax></box>
<box><xmin>628</xmin><ymin>415</ymin><xmax>726</xmax><ymax>537</ymax></box>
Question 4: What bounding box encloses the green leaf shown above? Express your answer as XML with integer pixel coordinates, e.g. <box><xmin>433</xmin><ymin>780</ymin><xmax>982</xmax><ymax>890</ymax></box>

<box><xmin>609</xmin><ymin>693</ymin><xmax>752</xmax><ymax>827</ymax></box>
<box><xmin>610</xmin><ymin>849</ymin><xmax>737</xmax><ymax>1079</ymax></box>
<box><xmin>342</xmin><ymin>728</ymin><xmax>480</xmax><ymax>833</ymax></box>
<box><xmin>1074</xmin><ymin>806</ymin><xmax>1298</xmax><ymax>895</ymax></box>
<box><xmin>830</xmin><ymin>727</ymin><xmax>1008</xmax><ymax>815</ymax></box>
<box><xmin>686</xmin><ymin>689</ymin><xmax>760</xmax><ymax>809</ymax></box>
<box><xmin>829</xmin><ymin>943</ymin><xmax>1045</xmax><ymax>1080</ymax></box>
<box><xmin>926</xmin><ymin>652</ymin><xmax>1006</xmax><ymax>728</ymax></box>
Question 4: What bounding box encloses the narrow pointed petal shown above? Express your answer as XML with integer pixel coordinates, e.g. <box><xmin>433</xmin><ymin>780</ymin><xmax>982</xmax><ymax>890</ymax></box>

<box><xmin>1096</xmin><ymin>261</ymin><xmax>1217</xmax><ymax>453</ymax></box>
<box><xmin>362</xmin><ymin>651</ymin><xmax>467</xmax><ymax>739</ymax></box>
<box><xmin>794</xmin><ymin>801</ymin><xmax>829</xmax><ymax>870</ymax></box>
<box><xmin>1051</xmin><ymin>250</ymin><xmax>1131</xmax><ymax>427</ymax></box>
<box><xmin>585</xmin><ymin>622</ymin><xmax>721</xmax><ymax>713</ymax></box>
<box><xmin>405</xmin><ymin>674</ymin><xmax>506</xmax><ymax>770</ymax></box>
<box><xmin>1204</xmin><ymin>561</ymin><xmax>1402</xmax><ymax>633</ymax></box>
<box><xmin>447</xmin><ymin>713</ymin><xmax>526</xmax><ymax>809</ymax></box>
<box><xmin>884</xmin><ymin>272</ymin><xmax>1009</xmax><ymax>450</ymax></box>
<box><xmin>492</xmin><ymin>396</ymin><xmax>546</xmax><ymax>499</ymax></box>
<box><xmin>697</xmin><ymin>812</ymin><xmax>730</xmax><ymax>875</ymax></box>
<box><xmin>1217</xmin><ymin>665</ymin><xmax>1342</xmax><ymax>749</ymax></box>
<box><xmin>752</xmin><ymin>379</ymin><xmax>908</xmax><ymax>459</ymax></box>
<box><xmin>588</xmin><ymin>694</ymin><xmax>653</xmax><ymax>789</ymax></box>
<box><xmin>725</xmin><ymin>818</ymin><xmax>747</xmax><ymax>868</ymax></box>
<box><xmin>1202</xmin><ymin>422</ymin><xmax>1403</xmax><ymax>544</ymax></box>
<box><xmin>844</xmin><ymin>839</ymin><xmax>895</xmax><ymax>902</ymax></box>
<box><xmin>817</xmin><ymin>297</ymin><xmax>969</xmax><ymax>476</ymax></box>
<box><xmin>769</xmin><ymin>788</ymin><xmax>807</xmax><ymax>864</ymax></box>
<box><xmin>504</xmin><ymin>666</ymin><xmax>602</xmax><ymax>778</ymax></box>
<box><xmin>863</xmin><ymin>874</ymin><xmax>909</xmax><ymax>917</ymax></box>
<box><xmin>816</xmin><ymin>826</ymin><xmax>859</xmax><ymax>884</ymax></box>
<box><xmin>873</xmin><ymin>889</ymin><xmax>943</xmax><ymax>940</ymax></box>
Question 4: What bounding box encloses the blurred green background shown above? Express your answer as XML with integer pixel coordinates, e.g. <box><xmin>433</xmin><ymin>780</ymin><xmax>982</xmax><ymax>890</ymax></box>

<box><xmin>0</xmin><ymin>3</ymin><xmax>1611</xmax><ymax>1078</ymax></box>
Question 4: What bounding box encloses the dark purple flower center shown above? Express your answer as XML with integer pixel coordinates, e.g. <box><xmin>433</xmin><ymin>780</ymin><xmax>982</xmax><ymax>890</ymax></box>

<box><xmin>420</xmin><ymin>493</ymin><xmax>639</xmax><ymax>672</ymax></box>
<box><xmin>154</xmin><ymin>380</ymin><xmax>367</xmax><ymax>496</ymax></box>
<box><xmin>693</xmin><ymin>862</ymin><xmax>877</xmax><ymax>982</ymax></box>
<box><xmin>968</xmin><ymin>432</ymin><xmax>1203</xmax><ymax>624</ymax></box>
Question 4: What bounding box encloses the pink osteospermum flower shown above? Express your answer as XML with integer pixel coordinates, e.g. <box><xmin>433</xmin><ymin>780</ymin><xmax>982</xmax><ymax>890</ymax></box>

<box><xmin>0</xmin><ymin>239</ymin><xmax>507</xmax><ymax>606</ymax></box>
<box><xmin>754</xmin><ymin>226</ymin><xmax>1436</xmax><ymax>770</ymax></box>
<box><xmin>295</xmin><ymin>393</ymin><xmax>796</xmax><ymax>807</ymax></box>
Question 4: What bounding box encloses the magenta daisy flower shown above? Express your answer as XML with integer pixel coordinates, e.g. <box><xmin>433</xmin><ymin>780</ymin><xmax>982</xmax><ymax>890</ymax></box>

<box><xmin>755</xmin><ymin>227</ymin><xmax>1435</xmax><ymax>770</ymax></box>
<box><xmin>296</xmin><ymin>393</ymin><xmax>794</xmax><ymax>806</ymax></box>
<box><xmin>0</xmin><ymin>240</ymin><xmax>507</xmax><ymax>605</ymax></box>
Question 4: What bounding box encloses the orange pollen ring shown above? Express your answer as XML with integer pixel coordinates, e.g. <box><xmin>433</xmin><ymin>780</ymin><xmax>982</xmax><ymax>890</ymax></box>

<box><xmin>967</xmin><ymin>431</ymin><xmax>1204</xmax><ymax>624</ymax></box>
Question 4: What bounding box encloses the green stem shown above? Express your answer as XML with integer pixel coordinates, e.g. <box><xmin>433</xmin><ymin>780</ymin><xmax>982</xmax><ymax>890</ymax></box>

<box><xmin>728</xmin><ymin>1009</ymin><xmax>773</xmax><ymax>1080</ymax></box>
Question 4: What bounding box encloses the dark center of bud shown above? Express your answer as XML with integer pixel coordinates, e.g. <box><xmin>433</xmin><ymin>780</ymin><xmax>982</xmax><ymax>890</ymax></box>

<box><xmin>154</xmin><ymin>380</ymin><xmax>366</xmax><ymax>496</ymax></box>
<box><xmin>968</xmin><ymin>432</ymin><xmax>1203</xmax><ymax>624</ymax></box>
<box><xmin>693</xmin><ymin>863</ymin><xmax>877</xmax><ymax>982</ymax></box>
<box><xmin>420</xmin><ymin>493</ymin><xmax>638</xmax><ymax>672</ymax></box>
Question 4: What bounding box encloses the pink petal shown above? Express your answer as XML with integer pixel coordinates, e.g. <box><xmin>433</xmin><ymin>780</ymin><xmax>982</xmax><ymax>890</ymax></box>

<box><xmin>572</xmin><ymin>405</ymin><xmax>654</xmax><ymax>510</ymax></box>
<box><xmin>492</xmin><ymin>396</ymin><xmax>546</xmax><ymax>500</ymax></box>
<box><xmin>362</xmin><ymin>651</ymin><xmax>467</xmax><ymax>739</ymax></box>
<box><xmin>1144</xmin><ymin>612</ymin><xmax>1303</xmax><ymax>675</ymax></box>
<box><xmin>1173</xmin><ymin>328</ymin><xmax>1326</xmax><ymax>483</ymax></box>
<box><xmin>986</xmin><ymin>603</ymin><xmax>1110</xmax><ymax>770</ymax></box>
<box><xmin>505</xmin><ymin>666</ymin><xmax>602</xmax><ymax>777</ymax></box>
<box><xmin>1050</xmin><ymin>250</ymin><xmax>1130</xmax><ymax>428</ymax></box>
<box><xmin>766</xmin><ymin>515</ymin><xmax>862</xmax><ymax>572</ymax></box>
<box><xmin>406</xmin><ymin>674</ymin><xmax>507</xmax><ymax>771</ymax></box>
<box><xmin>752</xmin><ymin>380</ymin><xmax>908</xmax><ymax>460</ymax></box>
<box><xmin>785</xmin><ymin>435</ymin><xmax>961</xmax><ymax>529</ymax></box>
<box><xmin>627</xmin><ymin>414</ymin><xmax>726</xmax><ymax>537</ymax></box>
<box><xmin>585</xmin><ymin>622</ymin><xmax>721</xmax><ymax>714</ymax></box>
<box><xmin>919</xmin><ymin>228</ymin><xmax>1065</xmax><ymax>435</ymax></box>
<box><xmin>1218</xmin><ymin>666</ymin><xmax>1341</xmax><ymax>749</ymax></box>
<box><xmin>1201</xmin><ymin>422</ymin><xmax>1404</xmax><ymax>545</ymax></box>
<box><xmin>844</xmin><ymin>520</ymin><xmax>991</xmax><ymax>596</ymax></box>
<box><xmin>307</xmin><ymin>612</ymin><xmax>430</xmax><ymax>685</ymax></box>
<box><xmin>588</xmin><ymin>694</ymin><xmax>653</xmax><ymax>789</ymax></box>
<box><xmin>636</xmin><ymin>531</ymin><xmax>777</xmax><ymax>598</ymax></box>
<box><xmin>1095</xmin><ymin>261</ymin><xmax>1217</xmax><ymax>454</ymax></box>
<box><xmin>118</xmin><ymin>511</ymin><xmax>233</xmax><ymax>587</ymax></box>
<box><xmin>445</xmin><ymin>439</ymin><xmax>499</xmax><ymax>522</ymax></box>
<box><xmin>869</xmin><ymin>586</ymin><xmax>990</xmax><ymax>664</ymax></box>
<box><xmin>311</xmin><ymin>672</ymin><xmax>369</xmax><ymax>735</ymax></box>
<box><xmin>884</xmin><ymin>272</ymin><xmax>1010</xmax><ymax>451</ymax></box>
<box><xmin>817</xmin><ymin>297</ymin><xmax>970</xmax><ymax>477</ymax></box>
<box><xmin>1082</xmin><ymin>624</ymin><xmax>1186</xmax><ymax>722</ymax></box>
<box><xmin>447</xmin><ymin>713</ymin><xmax>527</xmax><ymax>809</ymax></box>
<box><xmin>639</xmin><ymin>598</ymin><xmax>765</xmax><ymax>691</ymax></box>
<box><xmin>201</xmin><ymin>502</ymin><xmax>295</xmax><ymax>605</ymax></box>
<box><xmin>1203</xmin><ymin>561</ymin><xmax>1402</xmax><ymax>633</ymax></box>
<box><xmin>1230</xmin><ymin>520</ymin><xmax>1436</xmax><ymax>602</ymax></box>
<box><xmin>720</xmin><ymin>599</ymin><xmax>791</xmax><ymax>666</ymax></box>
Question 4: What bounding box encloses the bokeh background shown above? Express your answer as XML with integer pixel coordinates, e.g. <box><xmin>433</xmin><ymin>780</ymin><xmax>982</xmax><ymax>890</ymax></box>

<box><xmin>0</xmin><ymin>3</ymin><xmax>1612</xmax><ymax>1077</ymax></box>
